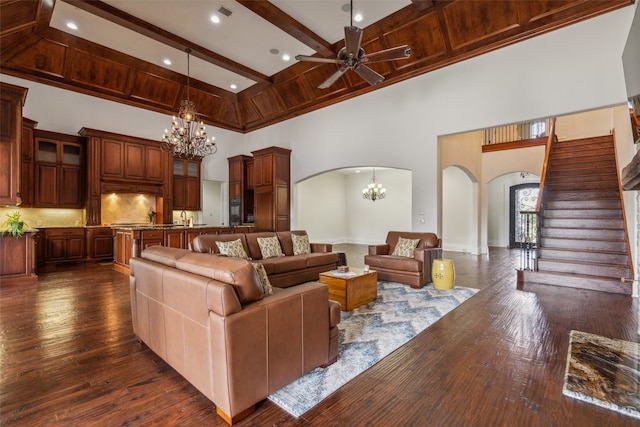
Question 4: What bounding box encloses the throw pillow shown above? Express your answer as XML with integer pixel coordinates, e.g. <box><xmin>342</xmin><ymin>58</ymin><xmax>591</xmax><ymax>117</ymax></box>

<box><xmin>391</xmin><ymin>237</ymin><xmax>420</xmax><ymax>258</ymax></box>
<box><xmin>215</xmin><ymin>239</ymin><xmax>249</xmax><ymax>259</ymax></box>
<box><xmin>291</xmin><ymin>233</ymin><xmax>311</xmax><ymax>255</ymax></box>
<box><xmin>252</xmin><ymin>262</ymin><xmax>273</xmax><ymax>296</ymax></box>
<box><xmin>257</xmin><ymin>236</ymin><xmax>284</xmax><ymax>259</ymax></box>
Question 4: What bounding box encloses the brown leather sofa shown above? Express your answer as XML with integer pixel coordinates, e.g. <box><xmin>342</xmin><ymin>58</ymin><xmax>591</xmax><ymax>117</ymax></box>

<box><xmin>364</xmin><ymin>231</ymin><xmax>443</xmax><ymax>288</ymax></box>
<box><xmin>130</xmin><ymin>245</ymin><xmax>340</xmax><ymax>424</ymax></box>
<box><xmin>191</xmin><ymin>230</ymin><xmax>338</xmax><ymax>288</ymax></box>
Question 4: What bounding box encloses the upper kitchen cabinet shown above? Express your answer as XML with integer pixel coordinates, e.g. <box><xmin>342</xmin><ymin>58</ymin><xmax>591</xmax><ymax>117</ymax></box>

<box><xmin>0</xmin><ymin>82</ymin><xmax>27</xmax><ymax>206</ymax></box>
<box><xmin>173</xmin><ymin>158</ymin><xmax>201</xmax><ymax>211</ymax></box>
<box><xmin>33</xmin><ymin>130</ymin><xmax>84</xmax><ymax>208</ymax></box>
<box><xmin>79</xmin><ymin>128</ymin><xmax>173</xmax><ymax>226</ymax></box>
<box><xmin>99</xmin><ymin>138</ymin><xmax>164</xmax><ymax>185</ymax></box>
<box><xmin>20</xmin><ymin>118</ymin><xmax>37</xmax><ymax>207</ymax></box>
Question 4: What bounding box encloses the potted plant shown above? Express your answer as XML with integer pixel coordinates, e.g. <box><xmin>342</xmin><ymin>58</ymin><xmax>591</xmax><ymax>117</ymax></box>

<box><xmin>2</xmin><ymin>211</ymin><xmax>28</xmax><ymax>238</ymax></box>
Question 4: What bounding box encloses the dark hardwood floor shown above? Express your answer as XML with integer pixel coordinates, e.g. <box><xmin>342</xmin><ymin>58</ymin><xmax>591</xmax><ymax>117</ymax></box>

<box><xmin>1</xmin><ymin>248</ymin><xmax>638</xmax><ymax>426</ymax></box>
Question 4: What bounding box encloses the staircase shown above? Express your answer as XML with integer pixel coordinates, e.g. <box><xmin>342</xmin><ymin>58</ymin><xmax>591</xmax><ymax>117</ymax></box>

<box><xmin>521</xmin><ymin>134</ymin><xmax>633</xmax><ymax>295</ymax></box>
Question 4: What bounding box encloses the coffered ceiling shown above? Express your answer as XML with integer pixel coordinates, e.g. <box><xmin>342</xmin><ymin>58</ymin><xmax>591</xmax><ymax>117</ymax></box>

<box><xmin>0</xmin><ymin>0</ymin><xmax>633</xmax><ymax>133</ymax></box>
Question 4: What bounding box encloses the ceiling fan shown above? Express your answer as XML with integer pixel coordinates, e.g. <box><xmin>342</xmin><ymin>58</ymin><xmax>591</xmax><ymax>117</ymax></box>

<box><xmin>295</xmin><ymin>0</ymin><xmax>411</xmax><ymax>89</ymax></box>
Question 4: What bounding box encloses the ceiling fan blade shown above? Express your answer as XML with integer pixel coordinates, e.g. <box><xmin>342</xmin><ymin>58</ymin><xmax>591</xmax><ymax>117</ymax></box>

<box><xmin>353</xmin><ymin>64</ymin><xmax>384</xmax><ymax>86</ymax></box>
<box><xmin>360</xmin><ymin>45</ymin><xmax>411</xmax><ymax>64</ymax></box>
<box><xmin>295</xmin><ymin>54</ymin><xmax>343</xmax><ymax>64</ymax></box>
<box><xmin>318</xmin><ymin>66</ymin><xmax>349</xmax><ymax>89</ymax></box>
<box><xmin>344</xmin><ymin>26</ymin><xmax>363</xmax><ymax>59</ymax></box>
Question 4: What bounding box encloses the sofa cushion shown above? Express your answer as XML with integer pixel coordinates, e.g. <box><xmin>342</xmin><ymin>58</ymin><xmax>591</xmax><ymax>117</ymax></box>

<box><xmin>141</xmin><ymin>245</ymin><xmax>191</xmax><ymax>267</ymax></box>
<box><xmin>252</xmin><ymin>262</ymin><xmax>273</xmax><ymax>295</ymax></box>
<box><xmin>216</xmin><ymin>239</ymin><xmax>250</xmax><ymax>259</ymax></box>
<box><xmin>175</xmin><ymin>253</ymin><xmax>264</xmax><ymax>304</ymax></box>
<box><xmin>257</xmin><ymin>236</ymin><xmax>284</xmax><ymax>259</ymax></box>
<box><xmin>291</xmin><ymin>233</ymin><xmax>311</xmax><ymax>255</ymax></box>
<box><xmin>304</xmin><ymin>252</ymin><xmax>339</xmax><ymax>268</ymax></box>
<box><xmin>391</xmin><ymin>237</ymin><xmax>420</xmax><ymax>258</ymax></box>
<box><xmin>259</xmin><ymin>256</ymin><xmax>307</xmax><ymax>274</ymax></box>
<box><xmin>365</xmin><ymin>255</ymin><xmax>422</xmax><ymax>272</ymax></box>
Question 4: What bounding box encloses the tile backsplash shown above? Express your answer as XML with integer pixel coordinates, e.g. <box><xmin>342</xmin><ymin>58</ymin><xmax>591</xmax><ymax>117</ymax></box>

<box><xmin>0</xmin><ymin>207</ymin><xmax>83</xmax><ymax>228</ymax></box>
<box><xmin>101</xmin><ymin>194</ymin><xmax>156</xmax><ymax>225</ymax></box>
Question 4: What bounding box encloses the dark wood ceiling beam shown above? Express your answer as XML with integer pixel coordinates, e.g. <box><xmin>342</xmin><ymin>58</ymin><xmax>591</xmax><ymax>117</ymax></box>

<box><xmin>411</xmin><ymin>0</ymin><xmax>435</xmax><ymax>12</ymax></box>
<box><xmin>59</xmin><ymin>0</ymin><xmax>271</xmax><ymax>85</ymax></box>
<box><xmin>236</xmin><ymin>0</ymin><xmax>334</xmax><ymax>57</ymax></box>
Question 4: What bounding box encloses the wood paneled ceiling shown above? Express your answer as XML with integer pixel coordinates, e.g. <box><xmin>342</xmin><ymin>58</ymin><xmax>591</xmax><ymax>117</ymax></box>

<box><xmin>0</xmin><ymin>0</ymin><xmax>633</xmax><ymax>133</ymax></box>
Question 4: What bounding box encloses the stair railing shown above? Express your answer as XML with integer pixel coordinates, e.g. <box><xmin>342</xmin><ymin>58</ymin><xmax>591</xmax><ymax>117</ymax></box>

<box><xmin>519</xmin><ymin>118</ymin><xmax>557</xmax><ymax>271</ymax></box>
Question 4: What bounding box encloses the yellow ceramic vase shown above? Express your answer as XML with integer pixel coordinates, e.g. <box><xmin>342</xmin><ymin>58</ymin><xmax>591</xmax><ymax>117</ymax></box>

<box><xmin>432</xmin><ymin>259</ymin><xmax>455</xmax><ymax>290</ymax></box>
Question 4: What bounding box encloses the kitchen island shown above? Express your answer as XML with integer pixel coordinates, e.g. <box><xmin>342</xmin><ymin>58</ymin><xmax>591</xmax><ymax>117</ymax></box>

<box><xmin>111</xmin><ymin>224</ymin><xmax>254</xmax><ymax>274</ymax></box>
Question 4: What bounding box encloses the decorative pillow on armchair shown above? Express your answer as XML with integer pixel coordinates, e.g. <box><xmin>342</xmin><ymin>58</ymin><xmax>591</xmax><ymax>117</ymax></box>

<box><xmin>291</xmin><ymin>233</ymin><xmax>311</xmax><ymax>255</ymax></box>
<box><xmin>257</xmin><ymin>236</ymin><xmax>284</xmax><ymax>259</ymax></box>
<box><xmin>391</xmin><ymin>237</ymin><xmax>420</xmax><ymax>258</ymax></box>
<box><xmin>215</xmin><ymin>239</ymin><xmax>249</xmax><ymax>259</ymax></box>
<box><xmin>252</xmin><ymin>262</ymin><xmax>273</xmax><ymax>295</ymax></box>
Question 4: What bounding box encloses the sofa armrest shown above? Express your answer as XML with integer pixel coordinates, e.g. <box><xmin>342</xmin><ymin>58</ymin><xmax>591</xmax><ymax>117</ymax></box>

<box><xmin>206</xmin><ymin>281</ymin><xmax>243</xmax><ymax>317</ymax></box>
<box><xmin>311</xmin><ymin>242</ymin><xmax>332</xmax><ymax>253</ymax></box>
<box><xmin>414</xmin><ymin>247</ymin><xmax>443</xmax><ymax>281</ymax></box>
<box><xmin>368</xmin><ymin>244</ymin><xmax>390</xmax><ymax>256</ymax></box>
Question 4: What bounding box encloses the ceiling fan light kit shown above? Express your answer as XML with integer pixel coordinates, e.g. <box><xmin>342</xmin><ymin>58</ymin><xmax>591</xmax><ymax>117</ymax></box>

<box><xmin>295</xmin><ymin>0</ymin><xmax>411</xmax><ymax>89</ymax></box>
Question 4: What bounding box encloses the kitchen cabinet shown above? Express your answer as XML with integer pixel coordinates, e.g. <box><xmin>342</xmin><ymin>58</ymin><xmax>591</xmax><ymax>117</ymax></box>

<box><xmin>113</xmin><ymin>229</ymin><xmax>133</xmax><ymax>274</ymax></box>
<box><xmin>86</xmin><ymin>227</ymin><xmax>114</xmax><ymax>261</ymax></box>
<box><xmin>34</xmin><ymin>229</ymin><xmax>46</xmax><ymax>272</ymax></box>
<box><xmin>34</xmin><ymin>130</ymin><xmax>84</xmax><ymax>208</ymax></box>
<box><xmin>80</xmin><ymin>128</ymin><xmax>173</xmax><ymax>226</ymax></box>
<box><xmin>251</xmin><ymin>146</ymin><xmax>291</xmax><ymax>231</ymax></box>
<box><xmin>100</xmin><ymin>138</ymin><xmax>164</xmax><ymax>183</ymax></box>
<box><xmin>45</xmin><ymin>228</ymin><xmax>86</xmax><ymax>265</ymax></box>
<box><xmin>20</xmin><ymin>118</ymin><xmax>37</xmax><ymax>207</ymax></box>
<box><xmin>164</xmin><ymin>228</ymin><xmax>186</xmax><ymax>249</ymax></box>
<box><xmin>0</xmin><ymin>82</ymin><xmax>27</xmax><ymax>206</ymax></box>
<box><xmin>140</xmin><ymin>230</ymin><xmax>163</xmax><ymax>250</ymax></box>
<box><xmin>0</xmin><ymin>232</ymin><xmax>37</xmax><ymax>285</ymax></box>
<box><xmin>173</xmin><ymin>158</ymin><xmax>201</xmax><ymax>210</ymax></box>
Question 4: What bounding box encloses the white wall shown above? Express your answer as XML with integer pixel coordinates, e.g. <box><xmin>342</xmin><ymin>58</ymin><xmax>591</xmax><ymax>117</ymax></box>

<box><xmin>295</xmin><ymin>172</ymin><xmax>348</xmax><ymax>243</ymax></box>
<box><xmin>296</xmin><ymin>168</ymin><xmax>412</xmax><ymax>245</ymax></box>
<box><xmin>442</xmin><ymin>167</ymin><xmax>475</xmax><ymax>252</ymax></box>
<box><xmin>622</xmin><ymin>4</ymin><xmax>640</xmax><ymax>98</ymax></box>
<box><xmin>201</xmin><ymin>180</ymin><xmax>223</xmax><ymax>226</ymax></box>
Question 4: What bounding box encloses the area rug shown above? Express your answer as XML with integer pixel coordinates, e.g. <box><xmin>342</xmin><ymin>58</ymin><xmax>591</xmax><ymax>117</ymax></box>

<box><xmin>267</xmin><ymin>281</ymin><xmax>478</xmax><ymax>417</ymax></box>
<box><xmin>562</xmin><ymin>330</ymin><xmax>640</xmax><ymax>419</ymax></box>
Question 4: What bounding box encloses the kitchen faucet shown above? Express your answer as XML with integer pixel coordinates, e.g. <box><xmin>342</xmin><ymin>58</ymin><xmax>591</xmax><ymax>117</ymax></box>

<box><xmin>180</xmin><ymin>210</ymin><xmax>187</xmax><ymax>226</ymax></box>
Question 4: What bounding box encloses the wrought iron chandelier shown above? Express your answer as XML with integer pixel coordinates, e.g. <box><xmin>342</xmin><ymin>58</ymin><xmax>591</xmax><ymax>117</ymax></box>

<box><xmin>161</xmin><ymin>48</ymin><xmax>217</xmax><ymax>159</ymax></box>
<box><xmin>362</xmin><ymin>167</ymin><xmax>386</xmax><ymax>201</ymax></box>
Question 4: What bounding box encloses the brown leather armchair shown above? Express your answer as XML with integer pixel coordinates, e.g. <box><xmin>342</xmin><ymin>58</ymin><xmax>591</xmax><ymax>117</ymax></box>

<box><xmin>364</xmin><ymin>231</ymin><xmax>442</xmax><ymax>288</ymax></box>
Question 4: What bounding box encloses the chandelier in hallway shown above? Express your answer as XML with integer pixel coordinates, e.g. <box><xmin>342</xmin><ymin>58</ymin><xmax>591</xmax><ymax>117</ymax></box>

<box><xmin>362</xmin><ymin>167</ymin><xmax>386</xmax><ymax>201</ymax></box>
<box><xmin>161</xmin><ymin>49</ymin><xmax>217</xmax><ymax>158</ymax></box>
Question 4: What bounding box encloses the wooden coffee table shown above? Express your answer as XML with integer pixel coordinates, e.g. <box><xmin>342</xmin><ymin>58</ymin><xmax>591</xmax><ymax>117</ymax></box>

<box><xmin>319</xmin><ymin>268</ymin><xmax>378</xmax><ymax>311</ymax></box>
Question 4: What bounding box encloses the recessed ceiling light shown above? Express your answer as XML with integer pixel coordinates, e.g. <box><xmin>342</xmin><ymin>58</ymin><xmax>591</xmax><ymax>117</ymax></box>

<box><xmin>269</xmin><ymin>48</ymin><xmax>279</xmax><ymax>55</ymax></box>
<box><xmin>230</xmin><ymin>84</ymin><xmax>237</xmax><ymax>90</ymax></box>
<box><xmin>354</xmin><ymin>13</ymin><xmax>363</xmax><ymax>22</ymax></box>
<box><xmin>163</xmin><ymin>58</ymin><xmax>172</xmax><ymax>65</ymax></box>
<box><xmin>210</xmin><ymin>14</ymin><xmax>220</xmax><ymax>24</ymax></box>
<box><xmin>355</xmin><ymin>170</ymin><xmax>361</xmax><ymax>173</ymax></box>
<box><xmin>282</xmin><ymin>54</ymin><xmax>290</xmax><ymax>61</ymax></box>
<box><xmin>66</xmin><ymin>22</ymin><xmax>78</xmax><ymax>30</ymax></box>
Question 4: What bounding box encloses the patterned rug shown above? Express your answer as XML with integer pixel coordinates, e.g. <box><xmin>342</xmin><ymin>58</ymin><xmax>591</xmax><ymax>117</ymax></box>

<box><xmin>563</xmin><ymin>330</ymin><xmax>640</xmax><ymax>419</ymax></box>
<box><xmin>268</xmin><ymin>281</ymin><xmax>478</xmax><ymax>417</ymax></box>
